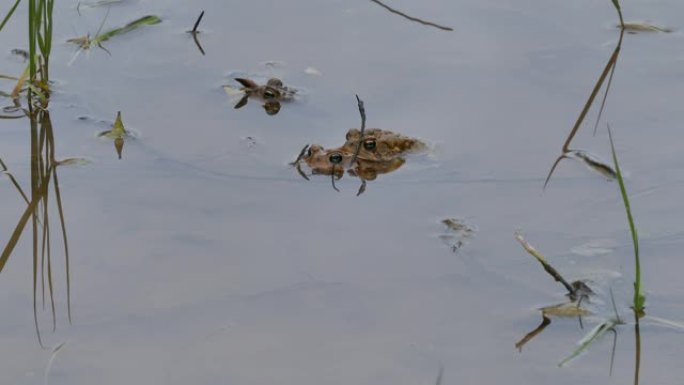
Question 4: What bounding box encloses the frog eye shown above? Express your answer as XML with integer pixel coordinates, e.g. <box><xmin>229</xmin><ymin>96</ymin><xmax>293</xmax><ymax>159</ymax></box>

<box><xmin>363</xmin><ymin>138</ymin><xmax>377</xmax><ymax>150</ymax></box>
<box><xmin>329</xmin><ymin>153</ymin><xmax>343</xmax><ymax>164</ymax></box>
<box><xmin>306</xmin><ymin>147</ymin><xmax>313</xmax><ymax>157</ymax></box>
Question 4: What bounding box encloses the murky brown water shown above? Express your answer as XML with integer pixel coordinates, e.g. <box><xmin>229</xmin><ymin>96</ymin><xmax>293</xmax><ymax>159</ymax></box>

<box><xmin>2</xmin><ymin>0</ymin><xmax>684</xmax><ymax>384</ymax></box>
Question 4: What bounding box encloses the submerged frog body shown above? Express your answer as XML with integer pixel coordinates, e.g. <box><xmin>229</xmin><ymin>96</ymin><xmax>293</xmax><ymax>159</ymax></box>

<box><xmin>233</xmin><ymin>77</ymin><xmax>296</xmax><ymax>115</ymax></box>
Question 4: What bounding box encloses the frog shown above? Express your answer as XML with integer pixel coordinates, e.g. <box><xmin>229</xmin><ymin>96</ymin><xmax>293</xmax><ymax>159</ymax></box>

<box><xmin>291</xmin><ymin>128</ymin><xmax>426</xmax><ymax>193</ymax></box>
<box><xmin>300</xmin><ymin>128</ymin><xmax>427</xmax><ymax>174</ymax></box>
<box><xmin>233</xmin><ymin>77</ymin><xmax>296</xmax><ymax>115</ymax></box>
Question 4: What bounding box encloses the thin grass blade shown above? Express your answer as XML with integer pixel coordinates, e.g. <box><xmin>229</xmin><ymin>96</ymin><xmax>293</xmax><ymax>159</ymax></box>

<box><xmin>607</xmin><ymin>125</ymin><xmax>644</xmax><ymax>312</ymax></box>
<box><xmin>92</xmin><ymin>15</ymin><xmax>161</xmax><ymax>45</ymax></box>
<box><xmin>0</xmin><ymin>0</ymin><xmax>22</xmax><ymax>32</ymax></box>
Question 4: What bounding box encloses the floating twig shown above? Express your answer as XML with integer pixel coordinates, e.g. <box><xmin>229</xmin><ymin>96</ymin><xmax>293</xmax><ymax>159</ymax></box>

<box><xmin>515</xmin><ymin>232</ymin><xmax>576</xmax><ymax>297</ymax></box>
<box><xmin>192</xmin><ymin>10</ymin><xmax>204</xmax><ymax>33</ymax></box>
<box><xmin>189</xmin><ymin>11</ymin><xmax>205</xmax><ymax>55</ymax></box>
<box><xmin>350</xmin><ymin>94</ymin><xmax>366</xmax><ymax>166</ymax></box>
<box><xmin>369</xmin><ymin>0</ymin><xmax>453</xmax><ymax>31</ymax></box>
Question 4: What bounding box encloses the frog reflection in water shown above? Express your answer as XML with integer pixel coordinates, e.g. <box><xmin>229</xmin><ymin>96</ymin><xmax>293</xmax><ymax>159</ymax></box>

<box><xmin>295</xmin><ymin>128</ymin><xmax>427</xmax><ymax>193</ymax></box>
<box><xmin>233</xmin><ymin>78</ymin><xmax>296</xmax><ymax>116</ymax></box>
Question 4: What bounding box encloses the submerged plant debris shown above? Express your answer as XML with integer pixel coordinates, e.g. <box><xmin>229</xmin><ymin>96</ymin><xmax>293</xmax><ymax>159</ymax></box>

<box><xmin>438</xmin><ymin>218</ymin><xmax>476</xmax><ymax>252</ymax></box>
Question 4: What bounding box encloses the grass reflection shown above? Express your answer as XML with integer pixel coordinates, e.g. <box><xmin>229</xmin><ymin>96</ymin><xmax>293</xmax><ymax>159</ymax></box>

<box><xmin>0</xmin><ymin>107</ymin><xmax>72</xmax><ymax>346</ymax></box>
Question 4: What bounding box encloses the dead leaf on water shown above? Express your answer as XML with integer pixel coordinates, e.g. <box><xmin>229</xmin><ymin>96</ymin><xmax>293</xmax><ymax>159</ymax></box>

<box><xmin>541</xmin><ymin>302</ymin><xmax>591</xmax><ymax>317</ymax></box>
<box><xmin>568</xmin><ymin>150</ymin><xmax>617</xmax><ymax>180</ymax></box>
<box><xmin>55</xmin><ymin>158</ymin><xmax>92</xmax><ymax>167</ymax></box>
<box><xmin>621</xmin><ymin>22</ymin><xmax>672</xmax><ymax>33</ymax></box>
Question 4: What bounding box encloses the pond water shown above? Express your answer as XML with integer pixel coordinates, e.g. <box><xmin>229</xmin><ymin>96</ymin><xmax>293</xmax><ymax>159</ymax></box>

<box><xmin>1</xmin><ymin>0</ymin><xmax>684</xmax><ymax>384</ymax></box>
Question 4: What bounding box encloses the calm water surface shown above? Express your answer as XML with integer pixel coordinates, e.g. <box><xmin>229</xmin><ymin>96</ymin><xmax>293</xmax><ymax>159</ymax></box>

<box><xmin>1</xmin><ymin>0</ymin><xmax>683</xmax><ymax>384</ymax></box>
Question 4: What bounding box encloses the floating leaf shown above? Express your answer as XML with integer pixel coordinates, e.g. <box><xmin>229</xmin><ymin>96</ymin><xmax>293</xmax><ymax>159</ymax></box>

<box><xmin>98</xmin><ymin>111</ymin><xmax>126</xmax><ymax>139</ymax></box>
<box><xmin>622</xmin><ymin>22</ymin><xmax>672</xmax><ymax>33</ymax></box>
<box><xmin>569</xmin><ymin>150</ymin><xmax>617</xmax><ymax>180</ymax></box>
<box><xmin>98</xmin><ymin>111</ymin><xmax>128</xmax><ymax>159</ymax></box>
<box><xmin>541</xmin><ymin>302</ymin><xmax>590</xmax><ymax>318</ymax></box>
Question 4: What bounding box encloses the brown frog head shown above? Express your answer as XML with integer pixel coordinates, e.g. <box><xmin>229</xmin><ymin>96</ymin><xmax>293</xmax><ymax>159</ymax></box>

<box><xmin>340</xmin><ymin>128</ymin><xmax>427</xmax><ymax>162</ymax></box>
<box><xmin>300</xmin><ymin>144</ymin><xmax>351</xmax><ymax>177</ymax></box>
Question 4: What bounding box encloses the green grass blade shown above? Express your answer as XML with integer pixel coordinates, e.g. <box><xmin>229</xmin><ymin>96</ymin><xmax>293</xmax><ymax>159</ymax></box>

<box><xmin>92</xmin><ymin>15</ymin><xmax>161</xmax><ymax>45</ymax></box>
<box><xmin>610</xmin><ymin>0</ymin><xmax>624</xmax><ymax>28</ymax></box>
<box><xmin>607</xmin><ymin>125</ymin><xmax>644</xmax><ymax>312</ymax></box>
<box><xmin>0</xmin><ymin>0</ymin><xmax>21</xmax><ymax>32</ymax></box>
<box><xmin>28</xmin><ymin>0</ymin><xmax>36</xmax><ymax>80</ymax></box>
